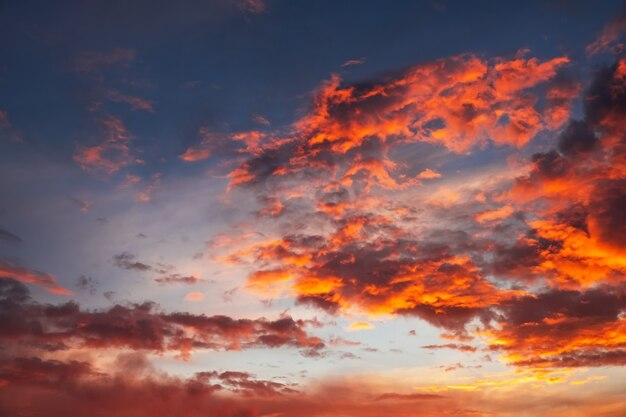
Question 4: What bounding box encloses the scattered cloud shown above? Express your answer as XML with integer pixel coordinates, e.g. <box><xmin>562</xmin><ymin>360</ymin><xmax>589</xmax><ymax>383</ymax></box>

<box><xmin>74</xmin><ymin>116</ymin><xmax>140</xmax><ymax>177</ymax></box>
<box><xmin>0</xmin><ymin>261</ymin><xmax>72</xmax><ymax>295</ymax></box>
<box><xmin>341</xmin><ymin>58</ymin><xmax>366</xmax><ymax>68</ymax></box>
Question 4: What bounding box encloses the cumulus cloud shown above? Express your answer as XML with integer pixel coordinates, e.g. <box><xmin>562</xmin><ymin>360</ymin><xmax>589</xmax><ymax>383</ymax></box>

<box><xmin>204</xmin><ymin>54</ymin><xmax>626</xmax><ymax>370</ymax></box>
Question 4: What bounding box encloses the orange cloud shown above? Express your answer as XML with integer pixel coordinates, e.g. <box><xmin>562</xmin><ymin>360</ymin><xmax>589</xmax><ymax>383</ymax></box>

<box><xmin>475</xmin><ymin>205</ymin><xmax>514</xmax><ymax>223</ymax></box>
<box><xmin>184</xmin><ymin>291</ymin><xmax>205</xmax><ymax>302</ymax></box>
<box><xmin>416</xmin><ymin>168</ymin><xmax>442</xmax><ymax>180</ymax></box>
<box><xmin>217</xmin><ymin>53</ymin><xmax>625</xmax><ymax>373</ymax></box>
<box><xmin>224</xmin><ymin>53</ymin><xmax>571</xmax><ymax>191</ymax></box>
<box><xmin>484</xmin><ymin>288</ymin><xmax>626</xmax><ymax>369</ymax></box>
<box><xmin>74</xmin><ymin>116</ymin><xmax>139</xmax><ymax>176</ymax></box>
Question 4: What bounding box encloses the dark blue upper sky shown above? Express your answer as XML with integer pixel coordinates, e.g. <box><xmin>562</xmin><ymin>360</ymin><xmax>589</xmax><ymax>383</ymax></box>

<box><xmin>1</xmin><ymin>0</ymin><xmax>623</xmax><ymax>171</ymax></box>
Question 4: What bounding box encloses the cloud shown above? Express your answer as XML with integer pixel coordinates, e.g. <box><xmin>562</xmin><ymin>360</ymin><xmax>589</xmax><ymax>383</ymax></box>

<box><xmin>237</xmin><ymin>0</ymin><xmax>267</xmax><ymax>14</ymax></box>
<box><xmin>156</xmin><ymin>274</ymin><xmax>203</xmax><ymax>285</ymax></box>
<box><xmin>586</xmin><ymin>9</ymin><xmax>626</xmax><ymax>56</ymax></box>
<box><xmin>72</xmin><ymin>48</ymin><xmax>152</xmax><ymax>181</ymax></box>
<box><xmin>0</xmin><ymin>356</ymin><xmax>435</xmax><ymax>417</ymax></box>
<box><xmin>0</xmin><ymin>278</ymin><xmax>324</xmax><ymax>359</ymax></box>
<box><xmin>0</xmin><ymin>261</ymin><xmax>72</xmax><ymax>295</ymax></box>
<box><xmin>588</xmin><ymin>179</ymin><xmax>626</xmax><ymax>250</ymax></box>
<box><xmin>505</xmin><ymin>59</ymin><xmax>626</xmax><ymax>287</ymax></box>
<box><xmin>68</xmin><ymin>197</ymin><xmax>94</xmax><ymax>213</ymax></box>
<box><xmin>134</xmin><ymin>172</ymin><xmax>161</xmax><ymax>202</ymax></box>
<box><xmin>416</xmin><ymin>168</ymin><xmax>442</xmax><ymax>180</ymax></box>
<box><xmin>74</xmin><ymin>116</ymin><xmax>140</xmax><ymax>177</ymax></box>
<box><xmin>474</xmin><ymin>60</ymin><xmax>626</xmax><ymax>368</ymax></box>
<box><xmin>475</xmin><ymin>205</ymin><xmax>514</xmax><ymax>223</ymax></box>
<box><xmin>0</xmin><ymin>227</ymin><xmax>22</xmax><ymax>244</ymax></box>
<box><xmin>252</xmin><ymin>113</ymin><xmax>271</xmax><ymax>126</ymax></box>
<box><xmin>75</xmin><ymin>275</ymin><xmax>98</xmax><ymax>295</ymax></box>
<box><xmin>421</xmin><ymin>344</ymin><xmax>477</xmax><ymax>353</ymax></box>
<box><xmin>223</xmin><ymin>52</ymin><xmax>570</xmax><ymax>189</ymax></box>
<box><xmin>204</xmin><ymin>53</ymin><xmax>626</xmax><ymax>371</ymax></box>
<box><xmin>348</xmin><ymin>322</ymin><xmax>374</xmax><ymax>331</ymax></box>
<box><xmin>105</xmin><ymin>89</ymin><xmax>155</xmax><ymax>112</ymax></box>
<box><xmin>0</xmin><ymin>356</ymin><xmax>292</xmax><ymax>417</ymax></box>
<box><xmin>112</xmin><ymin>252</ymin><xmax>152</xmax><ymax>271</ymax></box>
<box><xmin>0</xmin><ymin>110</ymin><xmax>11</xmax><ymax>129</ymax></box>
<box><xmin>556</xmin><ymin>120</ymin><xmax>598</xmax><ymax>156</ymax></box>
<box><xmin>179</xmin><ymin>127</ymin><xmax>235</xmax><ymax>162</ymax></box>
<box><xmin>341</xmin><ymin>58</ymin><xmax>366</xmax><ymax>68</ymax></box>
<box><xmin>3</xmin><ymin>11</ymin><xmax>626</xmax><ymax>417</ymax></box>
<box><xmin>196</xmin><ymin>371</ymin><xmax>299</xmax><ymax>397</ymax></box>
<box><xmin>486</xmin><ymin>287</ymin><xmax>626</xmax><ymax>368</ymax></box>
<box><xmin>184</xmin><ymin>291</ymin><xmax>205</xmax><ymax>302</ymax></box>
<box><xmin>73</xmin><ymin>48</ymin><xmax>136</xmax><ymax>79</ymax></box>
<box><xmin>231</xmin><ymin>231</ymin><xmax>519</xmax><ymax>334</ymax></box>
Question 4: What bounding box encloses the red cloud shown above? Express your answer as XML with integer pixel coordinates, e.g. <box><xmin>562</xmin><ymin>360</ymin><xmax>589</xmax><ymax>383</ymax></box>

<box><xmin>74</xmin><ymin>116</ymin><xmax>140</xmax><ymax>177</ymax></box>
<box><xmin>1</xmin><ymin>355</ymin><xmax>624</xmax><ymax>417</ymax></box>
<box><xmin>586</xmin><ymin>10</ymin><xmax>626</xmax><ymax>56</ymax></box>
<box><xmin>0</xmin><ymin>261</ymin><xmax>72</xmax><ymax>295</ymax></box>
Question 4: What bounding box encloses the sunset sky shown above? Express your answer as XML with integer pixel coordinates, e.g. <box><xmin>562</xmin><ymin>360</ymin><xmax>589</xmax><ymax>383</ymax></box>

<box><xmin>1</xmin><ymin>1</ymin><xmax>626</xmax><ymax>416</ymax></box>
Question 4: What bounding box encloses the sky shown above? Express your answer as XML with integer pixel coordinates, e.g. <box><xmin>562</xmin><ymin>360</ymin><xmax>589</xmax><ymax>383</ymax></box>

<box><xmin>1</xmin><ymin>0</ymin><xmax>626</xmax><ymax>416</ymax></box>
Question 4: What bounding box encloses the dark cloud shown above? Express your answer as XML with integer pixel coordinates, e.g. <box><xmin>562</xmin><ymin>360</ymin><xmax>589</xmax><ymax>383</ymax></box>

<box><xmin>211</xmin><ymin>56</ymin><xmax>626</xmax><ymax>373</ymax></box>
<box><xmin>487</xmin><ymin>229</ymin><xmax>563</xmax><ymax>281</ymax></box>
<box><xmin>0</xmin><ymin>278</ymin><xmax>325</xmax><ymax>359</ymax></box>
<box><xmin>584</xmin><ymin>60</ymin><xmax>626</xmax><ymax>131</ymax></box>
<box><xmin>2</xmin><ymin>354</ymin><xmax>592</xmax><ymax>417</ymax></box>
<box><xmin>73</xmin><ymin>48</ymin><xmax>136</xmax><ymax>79</ymax></box>
<box><xmin>296</xmin><ymin>294</ymin><xmax>341</xmax><ymax>314</ymax></box>
<box><xmin>196</xmin><ymin>370</ymin><xmax>298</xmax><ymax>397</ymax></box>
<box><xmin>155</xmin><ymin>274</ymin><xmax>202</xmax><ymax>285</ymax></box>
<box><xmin>241</xmin><ymin>228</ymin><xmax>509</xmax><ymax>334</ymax></box>
<box><xmin>0</xmin><ymin>227</ymin><xmax>22</xmax><ymax>244</ymax></box>
<box><xmin>112</xmin><ymin>252</ymin><xmax>152</xmax><ymax>271</ymax></box>
<box><xmin>529</xmin><ymin>150</ymin><xmax>570</xmax><ymax>180</ymax></box>
<box><xmin>75</xmin><ymin>275</ymin><xmax>98</xmax><ymax>294</ymax></box>
<box><xmin>588</xmin><ymin>180</ymin><xmax>626</xmax><ymax>250</ymax></box>
<box><xmin>0</xmin><ymin>356</ymin><xmax>274</xmax><ymax>417</ymax></box>
<box><xmin>488</xmin><ymin>287</ymin><xmax>626</xmax><ymax>368</ymax></box>
<box><xmin>557</xmin><ymin>120</ymin><xmax>598</xmax><ymax>156</ymax></box>
<box><xmin>421</xmin><ymin>343</ymin><xmax>477</xmax><ymax>353</ymax></box>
